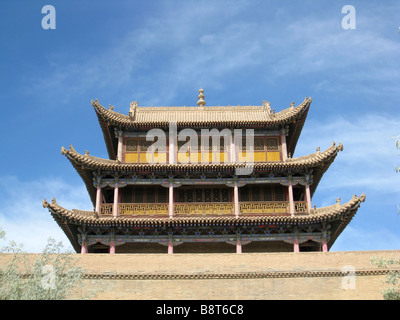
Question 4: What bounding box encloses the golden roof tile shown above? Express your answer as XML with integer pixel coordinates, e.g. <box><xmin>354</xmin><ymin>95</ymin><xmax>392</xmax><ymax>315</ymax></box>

<box><xmin>91</xmin><ymin>97</ymin><xmax>311</xmax><ymax>127</ymax></box>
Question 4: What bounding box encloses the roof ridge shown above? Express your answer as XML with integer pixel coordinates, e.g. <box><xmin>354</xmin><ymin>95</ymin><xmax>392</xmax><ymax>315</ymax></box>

<box><xmin>62</xmin><ymin>145</ymin><xmax>119</xmax><ymax>164</ymax></box>
<box><xmin>91</xmin><ymin>97</ymin><xmax>311</xmax><ymax>126</ymax></box>
<box><xmin>312</xmin><ymin>193</ymin><xmax>366</xmax><ymax>216</ymax></box>
<box><xmin>286</xmin><ymin>142</ymin><xmax>343</xmax><ymax>162</ymax></box>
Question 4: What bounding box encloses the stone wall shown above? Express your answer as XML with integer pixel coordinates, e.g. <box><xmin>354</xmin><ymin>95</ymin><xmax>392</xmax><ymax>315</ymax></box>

<box><xmin>71</xmin><ymin>250</ymin><xmax>399</xmax><ymax>300</ymax></box>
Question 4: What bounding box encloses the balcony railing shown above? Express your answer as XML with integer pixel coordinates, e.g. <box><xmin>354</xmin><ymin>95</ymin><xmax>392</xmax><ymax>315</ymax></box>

<box><xmin>294</xmin><ymin>201</ymin><xmax>308</xmax><ymax>213</ymax></box>
<box><xmin>99</xmin><ymin>204</ymin><xmax>113</xmax><ymax>215</ymax></box>
<box><xmin>99</xmin><ymin>201</ymin><xmax>308</xmax><ymax>216</ymax></box>
<box><xmin>174</xmin><ymin>203</ymin><xmax>234</xmax><ymax>215</ymax></box>
<box><xmin>119</xmin><ymin>203</ymin><xmax>169</xmax><ymax>215</ymax></box>
<box><xmin>240</xmin><ymin>201</ymin><xmax>289</xmax><ymax>214</ymax></box>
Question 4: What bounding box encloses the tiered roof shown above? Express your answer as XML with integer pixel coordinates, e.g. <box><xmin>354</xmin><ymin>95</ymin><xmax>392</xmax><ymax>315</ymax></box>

<box><xmin>62</xmin><ymin>142</ymin><xmax>343</xmax><ymax>206</ymax></box>
<box><xmin>43</xmin><ymin>92</ymin><xmax>365</xmax><ymax>253</ymax></box>
<box><xmin>92</xmin><ymin>96</ymin><xmax>311</xmax><ymax>160</ymax></box>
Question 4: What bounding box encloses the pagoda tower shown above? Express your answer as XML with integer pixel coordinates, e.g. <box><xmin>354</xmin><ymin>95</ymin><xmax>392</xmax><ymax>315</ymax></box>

<box><xmin>43</xmin><ymin>90</ymin><xmax>365</xmax><ymax>254</ymax></box>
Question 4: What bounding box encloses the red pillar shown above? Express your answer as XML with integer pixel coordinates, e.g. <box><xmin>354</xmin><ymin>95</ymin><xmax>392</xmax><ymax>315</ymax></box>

<box><xmin>109</xmin><ymin>241</ymin><xmax>116</xmax><ymax>254</ymax></box>
<box><xmin>169</xmin><ymin>183</ymin><xmax>174</xmax><ymax>218</ymax></box>
<box><xmin>234</xmin><ymin>182</ymin><xmax>239</xmax><ymax>217</ymax></box>
<box><xmin>113</xmin><ymin>185</ymin><xmax>119</xmax><ymax>217</ymax></box>
<box><xmin>168</xmin><ymin>241</ymin><xmax>173</xmax><ymax>254</ymax></box>
<box><xmin>322</xmin><ymin>239</ymin><xmax>328</xmax><ymax>252</ymax></box>
<box><xmin>81</xmin><ymin>241</ymin><xmax>87</xmax><ymax>254</ymax></box>
<box><xmin>293</xmin><ymin>239</ymin><xmax>300</xmax><ymax>252</ymax></box>
<box><xmin>305</xmin><ymin>183</ymin><xmax>312</xmax><ymax>214</ymax></box>
<box><xmin>288</xmin><ymin>182</ymin><xmax>294</xmax><ymax>215</ymax></box>
<box><xmin>236</xmin><ymin>240</ymin><xmax>242</xmax><ymax>254</ymax></box>
<box><xmin>95</xmin><ymin>185</ymin><xmax>102</xmax><ymax>214</ymax></box>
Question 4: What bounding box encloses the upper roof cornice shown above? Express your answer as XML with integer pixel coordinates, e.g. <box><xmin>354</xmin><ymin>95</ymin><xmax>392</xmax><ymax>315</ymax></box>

<box><xmin>91</xmin><ymin>96</ymin><xmax>312</xmax><ymax>128</ymax></box>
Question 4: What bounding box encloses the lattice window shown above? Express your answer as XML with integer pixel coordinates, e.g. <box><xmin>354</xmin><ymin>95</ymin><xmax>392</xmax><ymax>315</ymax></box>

<box><xmin>238</xmin><ymin>136</ymin><xmax>280</xmax><ymax>162</ymax></box>
<box><xmin>252</xmin><ymin>185</ymin><xmax>261</xmax><ymax>201</ymax></box>
<box><xmin>266</xmin><ymin>137</ymin><xmax>279</xmax><ymax>151</ymax></box>
<box><xmin>121</xmin><ymin>186</ymin><xmax>168</xmax><ymax>204</ymax></box>
<box><xmin>187</xmin><ymin>190</ymin><xmax>193</xmax><ymax>202</ymax></box>
<box><xmin>241</xmin><ymin>136</ymin><xmax>251</xmax><ymax>151</ymax></box>
<box><xmin>254</xmin><ymin>137</ymin><xmax>265</xmax><ymax>151</ymax></box>
<box><xmin>204</xmin><ymin>189</ymin><xmax>211</xmax><ymax>202</ymax></box>
<box><xmin>213</xmin><ymin>189</ymin><xmax>220</xmax><ymax>202</ymax></box>
<box><xmin>140</xmin><ymin>139</ymin><xmax>152</xmax><ymax>152</ymax></box>
<box><xmin>177</xmin><ymin>189</ymin><xmax>185</xmax><ymax>202</ymax></box>
<box><xmin>221</xmin><ymin>189</ymin><xmax>229</xmax><ymax>202</ymax></box>
<box><xmin>121</xmin><ymin>186</ymin><xmax>134</xmax><ymax>203</ymax></box>
<box><xmin>178</xmin><ymin>136</ymin><xmax>190</xmax><ymax>149</ymax></box>
<box><xmin>240</xmin><ymin>187</ymin><xmax>249</xmax><ymax>201</ymax></box>
<box><xmin>157</xmin><ymin>187</ymin><xmax>167</xmax><ymax>203</ymax></box>
<box><xmin>274</xmin><ymin>185</ymin><xmax>286</xmax><ymax>201</ymax></box>
<box><xmin>147</xmin><ymin>188</ymin><xmax>156</xmax><ymax>203</ymax></box>
<box><xmin>195</xmin><ymin>189</ymin><xmax>203</xmax><ymax>202</ymax></box>
<box><xmin>263</xmin><ymin>187</ymin><xmax>273</xmax><ymax>201</ymax></box>
<box><xmin>125</xmin><ymin>137</ymin><xmax>168</xmax><ymax>163</ymax></box>
<box><xmin>239</xmin><ymin>185</ymin><xmax>286</xmax><ymax>201</ymax></box>
<box><xmin>135</xmin><ymin>187</ymin><xmax>143</xmax><ymax>203</ymax></box>
<box><xmin>176</xmin><ymin>187</ymin><xmax>231</xmax><ymax>203</ymax></box>
<box><xmin>126</xmin><ymin>138</ymin><xmax>138</xmax><ymax>151</ymax></box>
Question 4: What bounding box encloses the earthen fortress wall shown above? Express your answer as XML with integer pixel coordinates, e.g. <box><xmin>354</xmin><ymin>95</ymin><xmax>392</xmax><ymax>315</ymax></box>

<box><xmin>69</xmin><ymin>250</ymin><xmax>399</xmax><ymax>300</ymax></box>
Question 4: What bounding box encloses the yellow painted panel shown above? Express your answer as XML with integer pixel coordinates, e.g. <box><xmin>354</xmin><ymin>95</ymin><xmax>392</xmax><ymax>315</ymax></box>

<box><xmin>154</xmin><ymin>152</ymin><xmax>167</xmax><ymax>163</ymax></box>
<box><xmin>139</xmin><ymin>153</ymin><xmax>150</xmax><ymax>163</ymax></box>
<box><xmin>178</xmin><ymin>152</ymin><xmax>190</xmax><ymax>164</ymax></box>
<box><xmin>211</xmin><ymin>151</ymin><xmax>228</xmax><ymax>163</ymax></box>
<box><xmin>254</xmin><ymin>152</ymin><xmax>266</xmax><ymax>162</ymax></box>
<box><xmin>267</xmin><ymin>151</ymin><xmax>281</xmax><ymax>162</ymax></box>
<box><xmin>190</xmin><ymin>152</ymin><xmax>201</xmax><ymax>164</ymax></box>
<box><xmin>238</xmin><ymin>152</ymin><xmax>254</xmax><ymax>162</ymax></box>
<box><xmin>219</xmin><ymin>151</ymin><xmax>227</xmax><ymax>163</ymax></box>
<box><xmin>202</xmin><ymin>152</ymin><xmax>212</xmax><ymax>163</ymax></box>
<box><xmin>125</xmin><ymin>153</ymin><xmax>139</xmax><ymax>163</ymax></box>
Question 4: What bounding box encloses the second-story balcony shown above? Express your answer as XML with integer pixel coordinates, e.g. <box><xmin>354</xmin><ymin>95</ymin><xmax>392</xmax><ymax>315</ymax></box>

<box><xmin>99</xmin><ymin>201</ymin><xmax>309</xmax><ymax>217</ymax></box>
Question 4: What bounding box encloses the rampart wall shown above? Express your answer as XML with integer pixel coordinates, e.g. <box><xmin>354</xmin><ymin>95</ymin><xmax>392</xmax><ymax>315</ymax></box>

<box><xmin>69</xmin><ymin>250</ymin><xmax>399</xmax><ymax>300</ymax></box>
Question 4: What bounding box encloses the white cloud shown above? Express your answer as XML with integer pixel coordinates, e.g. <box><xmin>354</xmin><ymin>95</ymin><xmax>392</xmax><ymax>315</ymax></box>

<box><xmin>297</xmin><ymin>112</ymin><xmax>400</xmax><ymax>195</ymax></box>
<box><xmin>25</xmin><ymin>1</ymin><xmax>400</xmax><ymax>107</ymax></box>
<box><xmin>0</xmin><ymin>176</ymin><xmax>92</xmax><ymax>253</ymax></box>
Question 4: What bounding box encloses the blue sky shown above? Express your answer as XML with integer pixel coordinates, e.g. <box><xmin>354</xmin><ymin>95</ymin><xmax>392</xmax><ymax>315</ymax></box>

<box><xmin>0</xmin><ymin>0</ymin><xmax>399</xmax><ymax>252</ymax></box>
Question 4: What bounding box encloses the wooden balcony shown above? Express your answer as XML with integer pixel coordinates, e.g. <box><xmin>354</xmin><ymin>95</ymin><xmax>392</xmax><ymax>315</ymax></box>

<box><xmin>119</xmin><ymin>203</ymin><xmax>169</xmax><ymax>215</ymax></box>
<box><xmin>99</xmin><ymin>201</ymin><xmax>309</xmax><ymax>216</ymax></box>
<box><xmin>239</xmin><ymin>201</ymin><xmax>289</xmax><ymax>214</ymax></box>
<box><xmin>174</xmin><ymin>203</ymin><xmax>234</xmax><ymax>215</ymax></box>
<box><xmin>99</xmin><ymin>204</ymin><xmax>113</xmax><ymax>215</ymax></box>
<box><xmin>294</xmin><ymin>201</ymin><xmax>309</xmax><ymax>213</ymax></box>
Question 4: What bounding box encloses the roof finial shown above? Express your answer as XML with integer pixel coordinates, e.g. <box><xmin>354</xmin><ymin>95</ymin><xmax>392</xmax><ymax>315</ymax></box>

<box><xmin>129</xmin><ymin>101</ymin><xmax>138</xmax><ymax>119</ymax></box>
<box><xmin>262</xmin><ymin>101</ymin><xmax>271</xmax><ymax>113</ymax></box>
<box><xmin>197</xmin><ymin>88</ymin><xmax>206</xmax><ymax>107</ymax></box>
